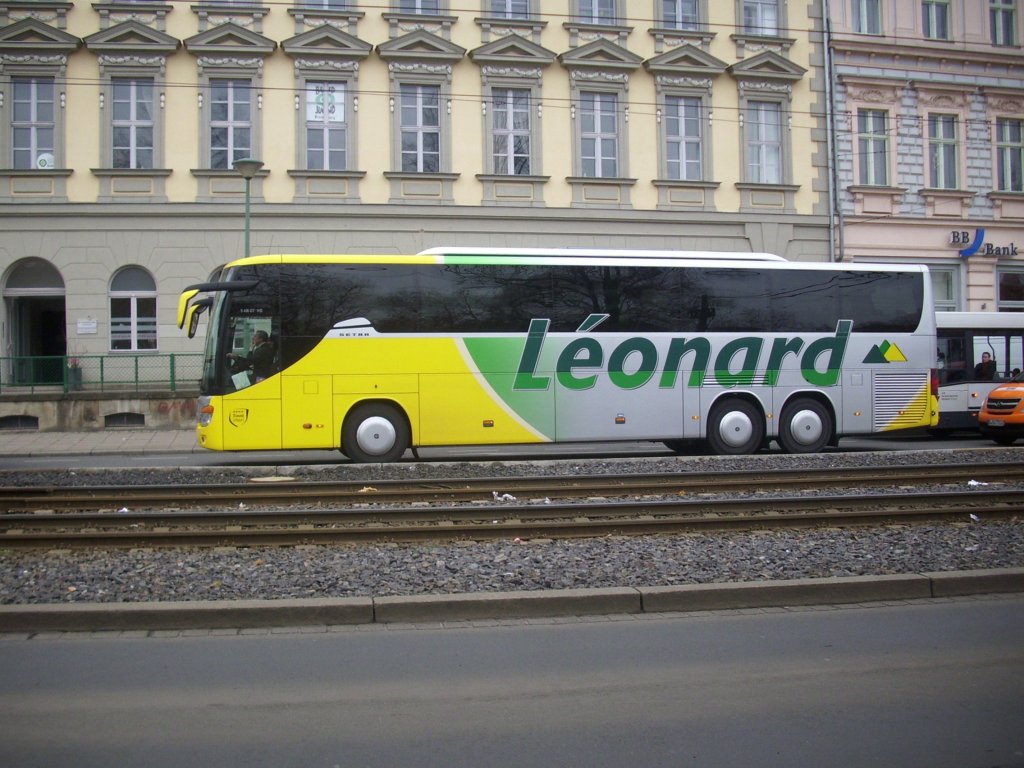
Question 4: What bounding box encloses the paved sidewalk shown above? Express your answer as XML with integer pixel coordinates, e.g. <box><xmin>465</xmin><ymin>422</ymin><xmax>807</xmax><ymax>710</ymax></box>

<box><xmin>0</xmin><ymin>428</ymin><xmax>201</xmax><ymax>457</ymax></box>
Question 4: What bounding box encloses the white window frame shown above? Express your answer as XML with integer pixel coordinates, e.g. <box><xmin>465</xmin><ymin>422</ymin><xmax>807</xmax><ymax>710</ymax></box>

<box><xmin>209</xmin><ymin>78</ymin><xmax>253</xmax><ymax>170</ymax></box>
<box><xmin>661</xmin><ymin>0</ymin><xmax>700</xmax><ymax>30</ymax></box>
<box><xmin>991</xmin><ymin>0</ymin><xmax>1017</xmax><ymax>45</ymax></box>
<box><xmin>577</xmin><ymin>0</ymin><xmax>618</xmax><ymax>25</ymax></box>
<box><xmin>11</xmin><ymin>77</ymin><xmax>55</xmax><ymax>170</ymax></box>
<box><xmin>304</xmin><ymin>80</ymin><xmax>347</xmax><ymax>171</ymax></box>
<box><xmin>857</xmin><ymin>108</ymin><xmax>890</xmax><ymax>186</ymax></box>
<box><xmin>397</xmin><ymin>0</ymin><xmax>440</xmax><ymax>13</ymax></box>
<box><xmin>400</xmin><ymin>83</ymin><xmax>441</xmax><ymax>173</ymax></box>
<box><xmin>852</xmin><ymin>0</ymin><xmax>883</xmax><ymax>34</ymax></box>
<box><xmin>579</xmin><ymin>90</ymin><xmax>619</xmax><ymax>178</ymax></box>
<box><xmin>111</xmin><ymin>77</ymin><xmax>154</xmax><ymax>170</ymax></box>
<box><xmin>996</xmin><ymin>117</ymin><xmax>1024</xmax><ymax>192</ymax></box>
<box><xmin>742</xmin><ymin>0</ymin><xmax>779</xmax><ymax>35</ymax></box>
<box><xmin>490</xmin><ymin>87</ymin><xmax>532</xmax><ymax>175</ymax></box>
<box><xmin>664</xmin><ymin>94</ymin><xmax>704</xmax><ymax>181</ymax></box>
<box><xmin>922</xmin><ymin>0</ymin><xmax>951</xmax><ymax>39</ymax></box>
<box><xmin>490</xmin><ymin>0</ymin><xmax>530</xmax><ymax>18</ymax></box>
<box><xmin>109</xmin><ymin>267</ymin><xmax>158</xmax><ymax>352</ymax></box>
<box><xmin>927</xmin><ymin>113</ymin><xmax>958</xmax><ymax>189</ymax></box>
<box><xmin>744</xmin><ymin>100</ymin><xmax>782</xmax><ymax>184</ymax></box>
<box><xmin>997</xmin><ymin>267</ymin><xmax>1024</xmax><ymax>311</ymax></box>
<box><xmin>930</xmin><ymin>265</ymin><xmax>960</xmax><ymax>312</ymax></box>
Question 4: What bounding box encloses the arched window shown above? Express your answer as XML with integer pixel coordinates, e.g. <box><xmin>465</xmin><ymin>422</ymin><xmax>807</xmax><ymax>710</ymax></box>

<box><xmin>110</xmin><ymin>266</ymin><xmax>157</xmax><ymax>351</ymax></box>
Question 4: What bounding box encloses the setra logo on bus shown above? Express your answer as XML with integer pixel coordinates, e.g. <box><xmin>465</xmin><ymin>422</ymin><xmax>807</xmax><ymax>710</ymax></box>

<box><xmin>513</xmin><ymin>318</ymin><xmax>853</xmax><ymax>391</ymax></box>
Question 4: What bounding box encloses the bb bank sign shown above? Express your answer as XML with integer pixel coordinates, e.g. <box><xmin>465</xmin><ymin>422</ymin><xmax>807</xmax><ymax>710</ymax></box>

<box><xmin>951</xmin><ymin>228</ymin><xmax>1019</xmax><ymax>258</ymax></box>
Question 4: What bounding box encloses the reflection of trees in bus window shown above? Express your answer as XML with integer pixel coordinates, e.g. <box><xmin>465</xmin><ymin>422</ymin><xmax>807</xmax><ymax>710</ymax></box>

<box><xmin>421</xmin><ymin>266</ymin><xmax>553</xmax><ymax>332</ymax></box>
<box><xmin>258</xmin><ymin>262</ymin><xmax>924</xmax><ymax>360</ymax></box>
<box><xmin>769</xmin><ymin>271</ymin><xmax>839</xmax><ymax>332</ymax></box>
<box><xmin>835</xmin><ymin>271</ymin><xmax>922</xmax><ymax>332</ymax></box>
<box><xmin>276</xmin><ymin>264</ymin><xmax>362</xmax><ymax>367</ymax></box>
<box><xmin>550</xmin><ymin>266</ymin><xmax>677</xmax><ymax>332</ymax></box>
<box><xmin>685</xmin><ymin>269</ymin><xmax>769</xmax><ymax>331</ymax></box>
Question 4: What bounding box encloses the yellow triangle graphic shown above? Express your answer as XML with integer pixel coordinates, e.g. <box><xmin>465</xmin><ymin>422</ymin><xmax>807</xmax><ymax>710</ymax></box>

<box><xmin>883</xmin><ymin>343</ymin><xmax>907</xmax><ymax>363</ymax></box>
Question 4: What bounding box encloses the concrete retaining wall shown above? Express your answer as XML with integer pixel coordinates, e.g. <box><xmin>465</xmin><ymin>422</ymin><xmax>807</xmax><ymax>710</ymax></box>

<box><xmin>0</xmin><ymin>392</ymin><xmax>199</xmax><ymax>431</ymax></box>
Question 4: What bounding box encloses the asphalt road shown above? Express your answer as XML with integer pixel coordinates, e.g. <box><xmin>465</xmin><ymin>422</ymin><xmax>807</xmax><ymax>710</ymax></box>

<box><xmin>2</xmin><ymin>596</ymin><xmax>1022</xmax><ymax>768</ymax></box>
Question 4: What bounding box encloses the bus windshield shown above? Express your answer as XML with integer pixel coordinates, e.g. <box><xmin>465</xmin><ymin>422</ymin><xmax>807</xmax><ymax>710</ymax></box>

<box><xmin>200</xmin><ymin>269</ymin><xmax>279</xmax><ymax>394</ymax></box>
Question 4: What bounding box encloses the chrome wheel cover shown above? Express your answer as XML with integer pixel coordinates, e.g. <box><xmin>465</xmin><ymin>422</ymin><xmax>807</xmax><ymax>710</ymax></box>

<box><xmin>355</xmin><ymin>416</ymin><xmax>397</xmax><ymax>457</ymax></box>
<box><xmin>789</xmin><ymin>408</ymin><xmax>824</xmax><ymax>446</ymax></box>
<box><xmin>718</xmin><ymin>410</ymin><xmax>754</xmax><ymax>448</ymax></box>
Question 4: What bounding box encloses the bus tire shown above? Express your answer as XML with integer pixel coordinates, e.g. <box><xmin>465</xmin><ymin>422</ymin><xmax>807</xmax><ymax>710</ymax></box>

<box><xmin>991</xmin><ymin>434</ymin><xmax>1018</xmax><ymax>446</ymax></box>
<box><xmin>778</xmin><ymin>397</ymin><xmax>832</xmax><ymax>454</ymax></box>
<box><xmin>342</xmin><ymin>403</ymin><xmax>410</xmax><ymax>463</ymax></box>
<box><xmin>707</xmin><ymin>398</ymin><xmax>764</xmax><ymax>455</ymax></box>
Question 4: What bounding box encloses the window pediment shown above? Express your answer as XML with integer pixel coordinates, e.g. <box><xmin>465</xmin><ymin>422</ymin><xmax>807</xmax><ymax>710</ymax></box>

<box><xmin>469</xmin><ymin>34</ymin><xmax>555</xmax><ymax>67</ymax></box>
<box><xmin>281</xmin><ymin>25</ymin><xmax>372</xmax><ymax>61</ymax></box>
<box><xmin>0</xmin><ymin>18</ymin><xmax>81</xmax><ymax>54</ymax></box>
<box><xmin>728</xmin><ymin>50</ymin><xmax>806</xmax><ymax>83</ymax></box>
<box><xmin>184</xmin><ymin>22</ymin><xmax>276</xmax><ymax>56</ymax></box>
<box><xmin>644</xmin><ymin>43</ymin><xmax>726</xmax><ymax>77</ymax></box>
<box><xmin>377</xmin><ymin>29</ymin><xmax>465</xmax><ymax>63</ymax></box>
<box><xmin>84</xmin><ymin>20</ymin><xmax>179</xmax><ymax>55</ymax></box>
<box><xmin>558</xmin><ymin>38</ymin><xmax>642</xmax><ymax>73</ymax></box>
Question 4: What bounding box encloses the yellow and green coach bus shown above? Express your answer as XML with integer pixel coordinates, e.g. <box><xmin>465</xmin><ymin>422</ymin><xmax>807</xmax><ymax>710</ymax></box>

<box><xmin>177</xmin><ymin>248</ymin><xmax>938</xmax><ymax>461</ymax></box>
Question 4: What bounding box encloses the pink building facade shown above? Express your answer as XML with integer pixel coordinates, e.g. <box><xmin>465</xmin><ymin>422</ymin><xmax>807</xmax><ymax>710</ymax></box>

<box><xmin>828</xmin><ymin>0</ymin><xmax>1024</xmax><ymax>311</ymax></box>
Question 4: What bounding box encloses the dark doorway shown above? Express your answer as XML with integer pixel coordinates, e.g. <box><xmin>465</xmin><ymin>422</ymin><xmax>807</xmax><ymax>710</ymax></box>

<box><xmin>7</xmin><ymin>296</ymin><xmax>67</xmax><ymax>385</ymax></box>
<box><xmin>4</xmin><ymin>258</ymin><xmax>67</xmax><ymax>387</ymax></box>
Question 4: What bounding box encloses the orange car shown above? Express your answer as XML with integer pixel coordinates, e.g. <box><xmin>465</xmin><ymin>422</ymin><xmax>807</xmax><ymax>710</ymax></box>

<box><xmin>978</xmin><ymin>371</ymin><xmax>1024</xmax><ymax>446</ymax></box>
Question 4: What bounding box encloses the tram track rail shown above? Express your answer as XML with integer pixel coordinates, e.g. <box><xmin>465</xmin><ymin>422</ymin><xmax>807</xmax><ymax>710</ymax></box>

<box><xmin>2</xmin><ymin>461</ymin><xmax>1023</xmax><ymax>513</ymax></box>
<box><xmin>0</xmin><ymin>462</ymin><xmax>1021</xmax><ymax>549</ymax></box>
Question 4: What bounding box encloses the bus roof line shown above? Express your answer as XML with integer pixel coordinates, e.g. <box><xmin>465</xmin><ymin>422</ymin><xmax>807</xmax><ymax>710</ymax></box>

<box><xmin>417</xmin><ymin>247</ymin><xmax>786</xmax><ymax>262</ymax></box>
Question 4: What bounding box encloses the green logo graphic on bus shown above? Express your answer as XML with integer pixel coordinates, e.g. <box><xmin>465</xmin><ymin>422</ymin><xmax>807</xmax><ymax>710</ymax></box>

<box><xmin>511</xmin><ymin>316</ymin><xmax>854</xmax><ymax>391</ymax></box>
<box><xmin>862</xmin><ymin>341</ymin><xmax>908</xmax><ymax>364</ymax></box>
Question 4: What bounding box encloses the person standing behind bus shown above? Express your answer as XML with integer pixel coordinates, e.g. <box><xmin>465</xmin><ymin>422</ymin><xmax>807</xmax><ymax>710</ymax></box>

<box><xmin>229</xmin><ymin>330</ymin><xmax>275</xmax><ymax>382</ymax></box>
<box><xmin>974</xmin><ymin>351</ymin><xmax>996</xmax><ymax>380</ymax></box>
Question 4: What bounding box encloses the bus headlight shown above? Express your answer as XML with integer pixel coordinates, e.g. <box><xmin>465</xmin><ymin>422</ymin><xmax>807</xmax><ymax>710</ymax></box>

<box><xmin>198</xmin><ymin>398</ymin><xmax>214</xmax><ymax>427</ymax></box>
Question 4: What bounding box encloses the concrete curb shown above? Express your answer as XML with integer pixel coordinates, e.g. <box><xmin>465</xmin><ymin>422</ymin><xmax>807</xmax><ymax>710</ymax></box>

<box><xmin>1</xmin><ymin>568</ymin><xmax>1022</xmax><ymax>633</ymax></box>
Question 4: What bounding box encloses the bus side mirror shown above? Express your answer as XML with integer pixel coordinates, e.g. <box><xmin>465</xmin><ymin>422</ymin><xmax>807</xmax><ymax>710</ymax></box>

<box><xmin>176</xmin><ymin>289</ymin><xmax>200</xmax><ymax>329</ymax></box>
<box><xmin>185</xmin><ymin>299</ymin><xmax>212</xmax><ymax>339</ymax></box>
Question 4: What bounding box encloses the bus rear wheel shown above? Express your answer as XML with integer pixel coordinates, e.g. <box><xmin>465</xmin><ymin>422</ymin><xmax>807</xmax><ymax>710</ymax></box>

<box><xmin>707</xmin><ymin>398</ymin><xmax>764</xmax><ymax>455</ymax></box>
<box><xmin>342</xmin><ymin>403</ymin><xmax>410</xmax><ymax>463</ymax></box>
<box><xmin>778</xmin><ymin>397</ymin><xmax>832</xmax><ymax>454</ymax></box>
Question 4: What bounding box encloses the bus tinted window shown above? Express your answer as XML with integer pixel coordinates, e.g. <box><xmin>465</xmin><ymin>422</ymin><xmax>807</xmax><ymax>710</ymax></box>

<box><xmin>769</xmin><ymin>270</ymin><xmax>839</xmax><ymax>331</ymax></box>
<box><xmin>255</xmin><ymin>262</ymin><xmax>924</xmax><ymax>343</ymax></box>
<box><xmin>835</xmin><ymin>271</ymin><xmax>922</xmax><ymax>332</ymax></box>
<box><xmin>422</xmin><ymin>265</ymin><xmax>554</xmax><ymax>332</ymax></box>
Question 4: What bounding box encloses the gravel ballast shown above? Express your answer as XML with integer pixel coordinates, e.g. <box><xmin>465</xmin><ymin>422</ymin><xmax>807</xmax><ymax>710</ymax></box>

<box><xmin>1</xmin><ymin>447</ymin><xmax>1022</xmax><ymax>606</ymax></box>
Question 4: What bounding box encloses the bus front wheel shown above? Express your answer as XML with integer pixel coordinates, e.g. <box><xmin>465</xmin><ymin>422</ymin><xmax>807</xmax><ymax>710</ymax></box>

<box><xmin>778</xmin><ymin>397</ymin><xmax>832</xmax><ymax>454</ymax></box>
<box><xmin>342</xmin><ymin>403</ymin><xmax>410</xmax><ymax>463</ymax></box>
<box><xmin>707</xmin><ymin>399</ymin><xmax>764</xmax><ymax>455</ymax></box>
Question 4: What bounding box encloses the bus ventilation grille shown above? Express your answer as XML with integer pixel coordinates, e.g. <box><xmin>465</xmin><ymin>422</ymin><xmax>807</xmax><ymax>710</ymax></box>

<box><xmin>873</xmin><ymin>372</ymin><xmax>929</xmax><ymax>431</ymax></box>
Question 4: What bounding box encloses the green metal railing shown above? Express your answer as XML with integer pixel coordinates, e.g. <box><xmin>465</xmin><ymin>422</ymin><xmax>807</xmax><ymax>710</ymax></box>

<box><xmin>0</xmin><ymin>354</ymin><xmax>203</xmax><ymax>395</ymax></box>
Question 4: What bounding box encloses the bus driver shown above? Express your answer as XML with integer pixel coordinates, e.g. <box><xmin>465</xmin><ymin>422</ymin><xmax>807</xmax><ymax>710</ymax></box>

<box><xmin>229</xmin><ymin>330</ymin><xmax>275</xmax><ymax>383</ymax></box>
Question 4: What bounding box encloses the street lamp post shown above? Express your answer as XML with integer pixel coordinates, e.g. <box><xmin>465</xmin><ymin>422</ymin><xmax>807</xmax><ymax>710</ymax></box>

<box><xmin>233</xmin><ymin>157</ymin><xmax>264</xmax><ymax>258</ymax></box>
